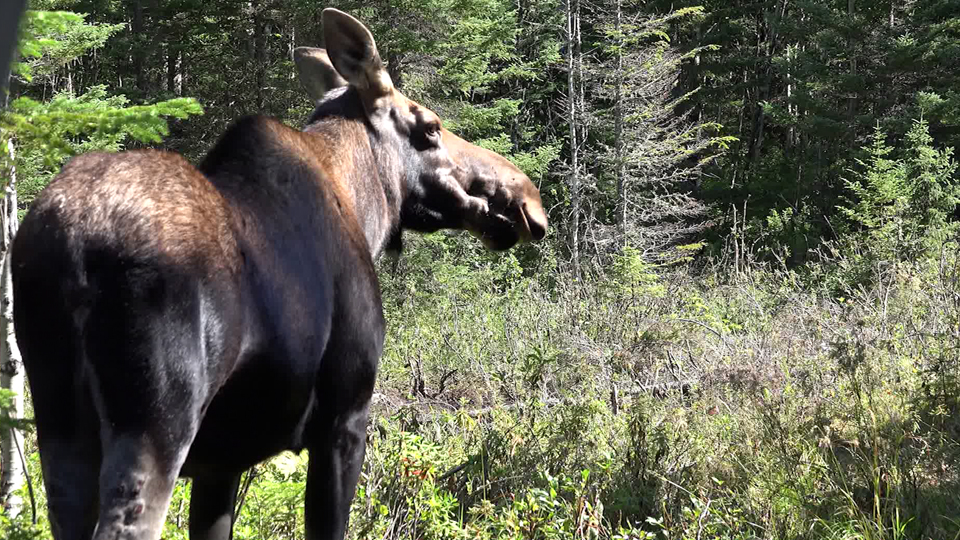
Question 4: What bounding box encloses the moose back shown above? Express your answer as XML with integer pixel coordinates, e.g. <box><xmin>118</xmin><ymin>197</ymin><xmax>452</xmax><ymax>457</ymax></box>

<box><xmin>11</xmin><ymin>9</ymin><xmax>546</xmax><ymax>540</ymax></box>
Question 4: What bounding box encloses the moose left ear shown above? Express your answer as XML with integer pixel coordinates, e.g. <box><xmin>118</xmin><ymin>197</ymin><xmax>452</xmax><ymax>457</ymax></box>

<box><xmin>321</xmin><ymin>8</ymin><xmax>393</xmax><ymax>98</ymax></box>
<box><xmin>293</xmin><ymin>47</ymin><xmax>348</xmax><ymax>103</ymax></box>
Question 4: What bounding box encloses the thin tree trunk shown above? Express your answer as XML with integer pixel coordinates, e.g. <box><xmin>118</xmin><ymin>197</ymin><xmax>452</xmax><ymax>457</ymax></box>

<box><xmin>566</xmin><ymin>0</ymin><xmax>580</xmax><ymax>277</ymax></box>
<box><xmin>0</xmin><ymin>137</ymin><xmax>23</xmax><ymax>518</ymax></box>
<box><xmin>289</xmin><ymin>25</ymin><xmax>296</xmax><ymax>80</ymax></box>
<box><xmin>131</xmin><ymin>0</ymin><xmax>146</xmax><ymax>92</ymax></box>
<box><xmin>181</xmin><ymin>49</ymin><xmax>187</xmax><ymax>97</ymax></box>
<box><xmin>786</xmin><ymin>43</ymin><xmax>794</xmax><ymax>149</ymax></box>
<box><xmin>65</xmin><ymin>61</ymin><xmax>74</xmax><ymax>95</ymax></box>
<box><xmin>731</xmin><ymin>202</ymin><xmax>739</xmax><ymax>276</ymax></box>
<box><xmin>0</xmin><ymin>0</ymin><xmax>27</xmax><ymax>100</ymax></box>
<box><xmin>614</xmin><ymin>0</ymin><xmax>626</xmax><ymax>247</ymax></box>
<box><xmin>574</xmin><ymin>1</ymin><xmax>585</xmax><ymax>157</ymax></box>
<box><xmin>748</xmin><ymin>0</ymin><xmax>788</xmax><ymax>164</ymax></box>
<box><xmin>252</xmin><ymin>0</ymin><xmax>268</xmax><ymax>111</ymax></box>
<box><xmin>847</xmin><ymin>0</ymin><xmax>856</xmax><ymax>119</ymax></box>
<box><xmin>166</xmin><ymin>44</ymin><xmax>182</xmax><ymax>96</ymax></box>
<box><xmin>731</xmin><ymin>69</ymin><xmax>749</xmax><ymax>188</ymax></box>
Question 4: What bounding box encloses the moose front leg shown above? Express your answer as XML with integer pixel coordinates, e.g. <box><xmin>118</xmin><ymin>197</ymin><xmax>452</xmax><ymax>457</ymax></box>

<box><xmin>303</xmin><ymin>315</ymin><xmax>380</xmax><ymax>540</ymax></box>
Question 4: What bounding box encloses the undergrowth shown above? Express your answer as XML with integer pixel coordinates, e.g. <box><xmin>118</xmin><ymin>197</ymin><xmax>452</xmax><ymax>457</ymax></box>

<box><xmin>3</xmin><ymin>234</ymin><xmax>960</xmax><ymax>540</ymax></box>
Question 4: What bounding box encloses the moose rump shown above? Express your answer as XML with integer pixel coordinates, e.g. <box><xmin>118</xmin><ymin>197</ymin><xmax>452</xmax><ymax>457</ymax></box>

<box><xmin>11</xmin><ymin>7</ymin><xmax>547</xmax><ymax>540</ymax></box>
<box><xmin>12</xmin><ymin>149</ymin><xmax>243</xmax><ymax>540</ymax></box>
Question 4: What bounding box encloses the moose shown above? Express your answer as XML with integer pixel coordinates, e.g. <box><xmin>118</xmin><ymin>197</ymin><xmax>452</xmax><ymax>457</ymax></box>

<box><xmin>11</xmin><ymin>8</ymin><xmax>546</xmax><ymax>540</ymax></box>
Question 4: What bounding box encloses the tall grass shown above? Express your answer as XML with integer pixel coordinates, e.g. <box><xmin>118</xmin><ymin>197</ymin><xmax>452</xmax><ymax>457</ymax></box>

<box><xmin>3</xmin><ymin>234</ymin><xmax>959</xmax><ymax>540</ymax></box>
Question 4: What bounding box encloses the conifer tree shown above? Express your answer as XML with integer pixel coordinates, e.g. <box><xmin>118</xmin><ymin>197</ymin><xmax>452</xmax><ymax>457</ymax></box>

<box><xmin>584</xmin><ymin>3</ymin><xmax>732</xmax><ymax>263</ymax></box>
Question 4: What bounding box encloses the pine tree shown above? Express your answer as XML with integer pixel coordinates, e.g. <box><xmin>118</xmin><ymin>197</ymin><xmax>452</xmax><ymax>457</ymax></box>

<box><xmin>903</xmin><ymin>117</ymin><xmax>960</xmax><ymax>245</ymax></box>
<box><xmin>584</xmin><ymin>3</ymin><xmax>732</xmax><ymax>263</ymax></box>
<box><xmin>838</xmin><ymin>124</ymin><xmax>909</xmax><ymax>241</ymax></box>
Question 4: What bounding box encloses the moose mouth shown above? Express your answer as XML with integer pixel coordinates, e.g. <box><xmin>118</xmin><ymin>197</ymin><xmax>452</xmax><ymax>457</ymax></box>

<box><xmin>469</xmin><ymin>201</ymin><xmax>546</xmax><ymax>251</ymax></box>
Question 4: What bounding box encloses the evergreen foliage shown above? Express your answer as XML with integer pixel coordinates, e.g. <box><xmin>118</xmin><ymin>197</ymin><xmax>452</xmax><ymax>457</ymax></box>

<box><xmin>3</xmin><ymin>86</ymin><xmax>202</xmax><ymax>210</ymax></box>
<box><xmin>13</xmin><ymin>9</ymin><xmax>123</xmax><ymax>85</ymax></box>
<box><xmin>833</xmin><ymin>119</ymin><xmax>960</xmax><ymax>288</ymax></box>
<box><xmin>1</xmin><ymin>7</ymin><xmax>203</xmax><ymax>212</ymax></box>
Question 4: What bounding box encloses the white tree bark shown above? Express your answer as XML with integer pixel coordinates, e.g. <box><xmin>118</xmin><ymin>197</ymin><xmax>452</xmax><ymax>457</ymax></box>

<box><xmin>848</xmin><ymin>0</ymin><xmax>856</xmax><ymax>118</ymax></box>
<box><xmin>0</xmin><ymin>137</ymin><xmax>24</xmax><ymax>518</ymax></box>
<box><xmin>614</xmin><ymin>0</ymin><xmax>625</xmax><ymax>248</ymax></box>
<box><xmin>566</xmin><ymin>0</ymin><xmax>580</xmax><ymax>277</ymax></box>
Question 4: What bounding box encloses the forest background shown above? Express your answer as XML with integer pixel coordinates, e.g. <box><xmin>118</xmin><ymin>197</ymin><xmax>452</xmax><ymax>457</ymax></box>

<box><xmin>2</xmin><ymin>0</ymin><xmax>960</xmax><ymax>539</ymax></box>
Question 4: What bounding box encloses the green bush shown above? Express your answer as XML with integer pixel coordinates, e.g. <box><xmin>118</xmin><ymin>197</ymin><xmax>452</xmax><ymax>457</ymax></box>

<box><xmin>5</xmin><ymin>243</ymin><xmax>960</xmax><ymax>539</ymax></box>
<box><xmin>829</xmin><ymin>119</ymin><xmax>960</xmax><ymax>293</ymax></box>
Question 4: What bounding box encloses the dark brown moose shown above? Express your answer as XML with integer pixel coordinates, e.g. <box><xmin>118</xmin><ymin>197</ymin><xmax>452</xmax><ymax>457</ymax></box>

<box><xmin>11</xmin><ymin>9</ymin><xmax>547</xmax><ymax>540</ymax></box>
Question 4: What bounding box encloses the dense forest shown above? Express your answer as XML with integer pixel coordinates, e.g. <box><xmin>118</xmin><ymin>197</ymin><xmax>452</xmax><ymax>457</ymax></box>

<box><xmin>2</xmin><ymin>0</ymin><xmax>960</xmax><ymax>539</ymax></box>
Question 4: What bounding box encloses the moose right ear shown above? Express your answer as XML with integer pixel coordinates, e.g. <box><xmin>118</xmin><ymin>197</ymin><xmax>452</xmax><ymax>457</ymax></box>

<box><xmin>321</xmin><ymin>8</ymin><xmax>393</xmax><ymax>98</ymax></box>
<box><xmin>293</xmin><ymin>47</ymin><xmax>348</xmax><ymax>103</ymax></box>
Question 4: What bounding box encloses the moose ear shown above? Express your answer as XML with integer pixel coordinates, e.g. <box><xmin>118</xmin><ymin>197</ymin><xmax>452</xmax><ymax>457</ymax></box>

<box><xmin>321</xmin><ymin>8</ymin><xmax>393</xmax><ymax>98</ymax></box>
<box><xmin>293</xmin><ymin>47</ymin><xmax>348</xmax><ymax>103</ymax></box>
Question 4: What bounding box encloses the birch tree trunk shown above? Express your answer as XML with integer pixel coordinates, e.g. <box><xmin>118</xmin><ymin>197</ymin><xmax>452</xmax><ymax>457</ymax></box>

<box><xmin>566</xmin><ymin>0</ymin><xmax>580</xmax><ymax>277</ymax></box>
<box><xmin>786</xmin><ymin>43</ymin><xmax>794</xmax><ymax>149</ymax></box>
<box><xmin>847</xmin><ymin>0</ymin><xmax>856</xmax><ymax>119</ymax></box>
<box><xmin>252</xmin><ymin>0</ymin><xmax>267</xmax><ymax>111</ymax></box>
<box><xmin>614</xmin><ymin>0</ymin><xmax>626</xmax><ymax>248</ymax></box>
<box><xmin>0</xmin><ymin>137</ymin><xmax>24</xmax><ymax>518</ymax></box>
<box><xmin>167</xmin><ymin>45</ymin><xmax>182</xmax><ymax>96</ymax></box>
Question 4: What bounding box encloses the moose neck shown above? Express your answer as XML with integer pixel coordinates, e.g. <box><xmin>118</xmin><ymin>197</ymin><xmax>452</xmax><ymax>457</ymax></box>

<box><xmin>303</xmin><ymin>87</ymin><xmax>404</xmax><ymax>259</ymax></box>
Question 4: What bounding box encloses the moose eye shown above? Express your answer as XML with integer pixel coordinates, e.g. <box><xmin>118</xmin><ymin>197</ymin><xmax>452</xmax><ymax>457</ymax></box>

<box><xmin>424</xmin><ymin>123</ymin><xmax>441</xmax><ymax>139</ymax></box>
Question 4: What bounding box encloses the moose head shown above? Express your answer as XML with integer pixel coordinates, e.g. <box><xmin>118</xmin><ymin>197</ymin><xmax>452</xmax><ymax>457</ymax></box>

<box><xmin>293</xmin><ymin>8</ymin><xmax>548</xmax><ymax>254</ymax></box>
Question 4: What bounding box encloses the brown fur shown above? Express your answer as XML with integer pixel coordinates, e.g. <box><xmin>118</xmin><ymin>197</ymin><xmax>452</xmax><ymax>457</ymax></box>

<box><xmin>33</xmin><ymin>150</ymin><xmax>239</xmax><ymax>275</ymax></box>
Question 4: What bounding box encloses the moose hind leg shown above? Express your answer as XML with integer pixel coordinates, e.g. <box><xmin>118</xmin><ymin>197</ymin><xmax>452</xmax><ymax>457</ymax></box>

<box><xmin>188</xmin><ymin>473</ymin><xmax>241</xmax><ymax>540</ymax></box>
<box><xmin>84</xmin><ymin>274</ymin><xmax>207</xmax><ymax>540</ymax></box>
<box><xmin>90</xmin><ymin>364</ymin><xmax>201</xmax><ymax>540</ymax></box>
<box><xmin>93</xmin><ymin>434</ymin><xmax>191</xmax><ymax>540</ymax></box>
<box><xmin>304</xmin><ymin>402</ymin><xmax>372</xmax><ymax>540</ymax></box>
<box><xmin>35</xmin><ymin>431</ymin><xmax>101</xmax><ymax>540</ymax></box>
<box><xmin>17</xmin><ymin>299</ymin><xmax>102</xmax><ymax>540</ymax></box>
